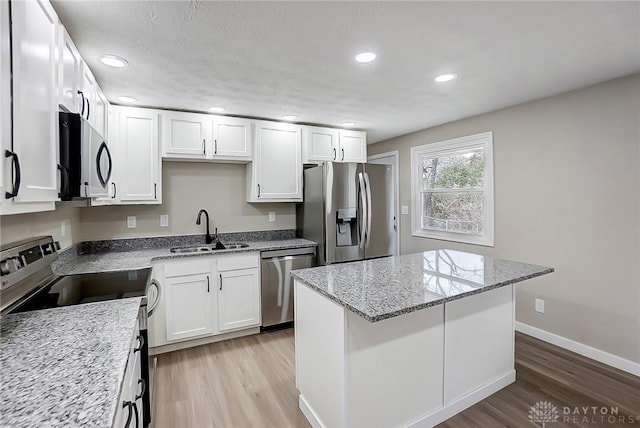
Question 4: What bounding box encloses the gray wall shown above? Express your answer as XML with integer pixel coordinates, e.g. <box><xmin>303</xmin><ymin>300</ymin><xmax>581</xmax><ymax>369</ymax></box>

<box><xmin>369</xmin><ymin>74</ymin><xmax>640</xmax><ymax>364</ymax></box>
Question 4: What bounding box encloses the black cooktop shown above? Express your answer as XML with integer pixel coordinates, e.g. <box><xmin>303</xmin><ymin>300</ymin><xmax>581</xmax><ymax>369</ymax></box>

<box><xmin>11</xmin><ymin>268</ymin><xmax>151</xmax><ymax>313</ymax></box>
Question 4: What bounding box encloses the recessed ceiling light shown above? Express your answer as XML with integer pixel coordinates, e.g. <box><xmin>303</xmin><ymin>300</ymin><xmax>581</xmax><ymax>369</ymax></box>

<box><xmin>117</xmin><ymin>96</ymin><xmax>136</xmax><ymax>103</ymax></box>
<box><xmin>342</xmin><ymin>122</ymin><xmax>356</xmax><ymax>127</ymax></box>
<box><xmin>282</xmin><ymin>115</ymin><xmax>297</xmax><ymax>121</ymax></box>
<box><xmin>100</xmin><ymin>54</ymin><xmax>128</xmax><ymax>68</ymax></box>
<box><xmin>355</xmin><ymin>52</ymin><xmax>376</xmax><ymax>63</ymax></box>
<box><xmin>209</xmin><ymin>106</ymin><xmax>225</xmax><ymax>113</ymax></box>
<box><xmin>434</xmin><ymin>73</ymin><xmax>458</xmax><ymax>83</ymax></box>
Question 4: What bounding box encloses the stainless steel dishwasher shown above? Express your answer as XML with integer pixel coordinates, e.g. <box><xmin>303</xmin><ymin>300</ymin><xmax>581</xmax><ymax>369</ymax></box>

<box><xmin>261</xmin><ymin>246</ymin><xmax>316</xmax><ymax>329</ymax></box>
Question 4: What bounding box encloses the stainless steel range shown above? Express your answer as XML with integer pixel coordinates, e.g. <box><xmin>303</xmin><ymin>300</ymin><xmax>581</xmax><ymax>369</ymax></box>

<box><xmin>0</xmin><ymin>236</ymin><xmax>155</xmax><ymax>428</ymax></box>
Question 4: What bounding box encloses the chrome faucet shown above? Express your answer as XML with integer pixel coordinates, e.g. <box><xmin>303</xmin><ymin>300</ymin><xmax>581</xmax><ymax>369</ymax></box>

<box><xmin>196</xmin><ymin>209</ymin><xmax>214</xmax><ymax>244</ymax></box>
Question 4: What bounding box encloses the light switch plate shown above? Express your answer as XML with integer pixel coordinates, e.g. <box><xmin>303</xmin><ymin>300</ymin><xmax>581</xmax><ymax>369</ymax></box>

<box><xmin>401</xmin><ymin>205</ymin><xmax>409</xmax><ymax>215</ymax></box>
<box><xmin>535</xmin><ymin>298</ymin><xmax>545</xmax><ymax>313</ymax></box>
<box><xmin>160</xmin><ymin>215</ymin><xmax>169</xmax><ymax>227</ymax></box>
<box><xmin>269</xmin><ymin>212</ymin><xmax>276</xmax><ymax>222</ymax></box>
<box><xmin>127</xmin><ymin>216</ymin><xmax>137</xmax><ymax>229</ymax></box>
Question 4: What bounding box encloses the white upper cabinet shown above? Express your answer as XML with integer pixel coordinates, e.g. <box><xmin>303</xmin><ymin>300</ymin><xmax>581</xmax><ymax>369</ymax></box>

<box><xmin>161</xmin><ymin>111</ymin><xmax>209</xmax><ymax>159</ymax></box>
<box><xmin>9</xmin><ymin>0</ymin><xmax>59</xmax><ymax>204</ymax></box>
<box><xmin>161</xmin><ymin>112</ymin><xmax>253</xmax><ymax>162</ymax></box>
<box><xmin>114</xmin><ymin>106</ymin><xmax>161</xmax><ymax>204</ymax></box>
<box><xmin>247</xmin><ymin>121</ymin><xmax>302</xmax><ymax>202</ymax></box>
<box><xmin>339</xmin><ymin>130</ymin><xmax>367</xmax><ymax>163</ymax></box>
<box><xmin>79</xmin><ymin>62</ymin><xmax>97</xmax><ymax>124</ymax></box>
<box><xmin>212</xmin><ymin>116</ymin><xmax>252</xmax><ymax>160</ymax></box>
<box><xmin>92</xmin><ymin>87</ymin><xmax>108</xmax><ymax>138</ymax></box>
<box><xmin>301</xmin><ymin>126</ymin><xmax>367</xmax><ymax>164</ymax></box>
<box><xmin>302</xmin><ymin>126</ymin><xmax>339</xmax><ymax>163</ymax></box>
<box><xmin>57</xmin><ymin>28</ymin><xmax>82</xmax><ymax>114</ymax></box>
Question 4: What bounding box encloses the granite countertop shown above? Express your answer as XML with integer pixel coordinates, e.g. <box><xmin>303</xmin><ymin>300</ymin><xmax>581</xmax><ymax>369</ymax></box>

<box><xmin>54</xmin><ymin>238</ymin><xmax>317</xmax><ymax>276</ymax></box>
<box><xmin>0</xmin><ymin>298</ymin><xmax>142</xmax><ymax>427</ymax></box>
<box><xmin>291</xmin><ymin>249</ymin><xmax>554</xmax><ymax>322</ymax></box>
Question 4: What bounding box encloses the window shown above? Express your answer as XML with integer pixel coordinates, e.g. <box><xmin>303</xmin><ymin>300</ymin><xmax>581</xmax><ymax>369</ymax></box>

<box><xmin>410</xmin><ymin>132</ymin><xmax>494</xmax><ymax>246</ymax></box>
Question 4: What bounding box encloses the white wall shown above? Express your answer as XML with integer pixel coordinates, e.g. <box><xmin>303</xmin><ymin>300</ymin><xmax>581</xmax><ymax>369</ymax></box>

<box><xmin>369</xmin><ymin>74</ymin><xmax>640</xmax><ymax>364</ymax></box>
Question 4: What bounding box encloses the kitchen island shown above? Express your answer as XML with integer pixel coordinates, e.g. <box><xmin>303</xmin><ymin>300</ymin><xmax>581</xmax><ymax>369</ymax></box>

<box><xmin>291</xmin><ymin>249</ymin><xmax>553</xmax><ymax>428</ymax></box>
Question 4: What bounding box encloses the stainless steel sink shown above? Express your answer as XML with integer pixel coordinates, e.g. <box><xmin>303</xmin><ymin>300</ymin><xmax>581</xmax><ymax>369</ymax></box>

<box><xmin>169</xmin><ymin>242</ymin><xmax>249</xmax><ymax>253</ymax></box>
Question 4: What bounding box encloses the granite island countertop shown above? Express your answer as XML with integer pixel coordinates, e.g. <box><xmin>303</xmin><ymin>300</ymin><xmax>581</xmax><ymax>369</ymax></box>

<box><xmin>54</xmin><ymin>238</ymin><xmax>317</xmax><ymax>276</ymax></box>
<box><xmin>291</xmin><ymin>249</ymin><xmax>553</xmax><ymax>322</ymax></box>
<box><xmin>0</xmin><ymin>298</ymin><xmax>142</xmax><ymax>427</ymax></box>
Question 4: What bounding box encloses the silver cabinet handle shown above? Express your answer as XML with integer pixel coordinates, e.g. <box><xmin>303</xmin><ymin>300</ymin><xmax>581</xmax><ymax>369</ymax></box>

<box><xmin>333</xmin><ymin>147</ymin><xmax>336</xmax><ymax>160</ymax></box>
<box><xmin>202</xmin><ymin>138</ymin><xmax>206</xmax><ymax>154</ymax></box>
<box><xmin>214</xmin><ymin>139</ymin><xmax>217</xmax><ymax>154</ymax></box>
<box><xmin>219</xmin><ymin>273</ymin><xmax>223</xmax><ymax>290</ymax></box>
<box><xmin>341</xmin><ymin>148</ymin><xmax>345</xmax><ymax>161</ymax></box>
<box><xmin>257</xmin><ymin>184</ymin><xmax>261</xmax><ymax>198</ymax></box>
<box><xmin>154</xmin><ymin>183</ymin><xmax>157</xmax><ymax>199</ymax></box>
<box><xmin>207</xmin><ymin>275</ymin><xmax>210</xmax><ymax>292</ymax></box>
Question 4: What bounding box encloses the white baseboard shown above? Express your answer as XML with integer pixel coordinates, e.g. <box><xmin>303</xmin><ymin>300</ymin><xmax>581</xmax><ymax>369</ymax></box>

<box><xmin>299</xmin><ymin>394</ymin><xmax>324</xmax><ymax>428</ymax></box>
<box><xmin>515</xmin><ymin>321</ymin><xmax>640</xmax><ymax>377</ymax></box>
<box><xmin>406</xmin><ymin>371</ymin><xmax>516</xmax><ymax>428</ymax></box>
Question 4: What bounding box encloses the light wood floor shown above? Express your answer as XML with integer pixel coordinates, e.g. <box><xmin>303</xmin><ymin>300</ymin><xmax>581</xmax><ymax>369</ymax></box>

<box><xmin>154</xmin><ymin>329</ymin><xmax>640</xmax><ymax>428</ymax></box>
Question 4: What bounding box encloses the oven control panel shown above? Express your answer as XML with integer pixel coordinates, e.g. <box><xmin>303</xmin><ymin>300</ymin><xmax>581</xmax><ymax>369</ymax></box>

<box><xmin>0</xmin><ymin>236</ymin><xmax>60</xmax><ymax>290</ymax></box>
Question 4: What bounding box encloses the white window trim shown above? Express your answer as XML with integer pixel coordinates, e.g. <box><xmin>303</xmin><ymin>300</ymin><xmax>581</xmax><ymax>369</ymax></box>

<box><xmin>410</xmin><ymin>131</ymin><xmax>494</xmax><ymax>247</ymax></box>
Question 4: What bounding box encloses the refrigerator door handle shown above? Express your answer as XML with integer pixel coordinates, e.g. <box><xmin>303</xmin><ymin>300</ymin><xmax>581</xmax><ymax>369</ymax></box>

<box><xmin>358</xmin><ymin>172</ymin><xmax>367</xmax><ymax>249</ymax></box>
<box><xmin>364</xmin><ymin>172</ymin><xmax>373</xmax><ymax>249</ymax></box>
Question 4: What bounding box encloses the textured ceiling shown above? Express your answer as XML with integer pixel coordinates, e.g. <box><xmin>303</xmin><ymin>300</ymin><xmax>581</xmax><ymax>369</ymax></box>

<box><xmin>51</xmin><ymin>1</ymin><xmax>640</xmax><ymax>143</ymax></box>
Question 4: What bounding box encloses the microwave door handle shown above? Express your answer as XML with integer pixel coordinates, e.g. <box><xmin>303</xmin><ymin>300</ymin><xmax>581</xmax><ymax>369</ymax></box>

<box><xmin>96</xmin><ymin>141</ymin><xmax>111</xmax><ymax>187</ymax></box>
<box><xmin>57</xmin><ymin>163</ymin><xmax>69</xmax><ymax>199</ymax></box>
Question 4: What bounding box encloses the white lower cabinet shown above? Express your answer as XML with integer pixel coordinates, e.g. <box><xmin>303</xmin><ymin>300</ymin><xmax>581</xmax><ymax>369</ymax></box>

<box><xmin>113</xmin><ymin>322</ymin><xmax>144</xmax><ymax>428</ymax></box>
<box><xmin>164</xmin><ymin>259</ymin><xmax>215</xmax><ymax>342</ymax></box>
<box><xmin>218</xmin><ymin>266</ymin><xmax>260</xmax><ymax>332</ymax></box>
<box><xmin>149</xmin><ymin>253</ymin><xmax>261</xmax><ymax>350</ymax></box>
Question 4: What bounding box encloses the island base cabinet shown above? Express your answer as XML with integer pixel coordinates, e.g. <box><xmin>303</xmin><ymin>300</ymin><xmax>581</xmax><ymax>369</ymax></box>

<box><xmin>294</xmin><ymin>281</ymin><xmax>516</xmax><ymax>428</ymax></box>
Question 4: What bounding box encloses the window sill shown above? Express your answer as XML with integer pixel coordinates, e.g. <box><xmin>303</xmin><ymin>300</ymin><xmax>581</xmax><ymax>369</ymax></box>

<box><xmin>412</xmin><ymin>229</ymin><xmax>494</xmax><ymax>247</ymax></box>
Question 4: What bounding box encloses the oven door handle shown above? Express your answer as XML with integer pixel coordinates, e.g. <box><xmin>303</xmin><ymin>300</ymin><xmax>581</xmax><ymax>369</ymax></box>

<box><xmin>147</xmin><ymin>279</ymin><xmax>161</xmax><ymax>317</ymax></box>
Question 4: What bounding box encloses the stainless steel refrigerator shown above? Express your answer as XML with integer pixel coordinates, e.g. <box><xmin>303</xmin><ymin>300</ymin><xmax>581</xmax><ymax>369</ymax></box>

<box><xmin>296</xmin><ymin>162</ymin><xmax>395</xmax><ymax>265</ymax></box>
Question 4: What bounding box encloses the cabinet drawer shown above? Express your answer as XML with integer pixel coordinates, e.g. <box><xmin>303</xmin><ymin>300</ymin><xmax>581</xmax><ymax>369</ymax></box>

<box><xmin>217</xmin><ymin>253</ymin><xmax>259</xmax><ymax>271</ymax></box>
<box><xmin>164</xmin><ymin>259</ymin><xmax>211</xmax><ymax>278</ymax></box>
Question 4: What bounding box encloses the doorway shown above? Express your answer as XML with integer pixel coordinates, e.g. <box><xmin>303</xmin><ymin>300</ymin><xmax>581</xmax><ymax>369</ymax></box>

<box><xmin>368</xmin><ymin>150</ymin><xmax>400</xmax><ymax>255</ymax></box>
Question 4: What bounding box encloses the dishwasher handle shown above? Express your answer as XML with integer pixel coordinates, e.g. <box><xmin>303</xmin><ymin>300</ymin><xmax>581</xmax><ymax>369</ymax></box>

<box><xmin>261</xmin><ymin>247</ymin><xmax>316</xmax><ymax>259</ymax></box>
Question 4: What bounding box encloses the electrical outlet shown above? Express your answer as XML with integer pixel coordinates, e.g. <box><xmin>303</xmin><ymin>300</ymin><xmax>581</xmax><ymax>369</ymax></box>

<box><xmin>401</xmin><ymin>205</ymin><xmax>409</xmax><ymax>215</ymax></box>
<box><xmin>535</xmin><ymin>298</ymin><xmax>545</xmax><ymax>313</ymax></box>
<box><xmin>60</xmin><ymin>221</ymin><xmax>66</xmax><ymax>237</ymax></box>
<box><xmin>127</xmin><ymin>216</ymin><xmax>137</xmax><ymax>229</ymax></box>
<box><xmin>269</xmin><ymin>212</ymin><xmax>276</xmax><ymax>222</ymax></box>
<box><xmin>160</xmin><ymin>215</ymin><xmax>169</xmax><ymax>227</ymax></box>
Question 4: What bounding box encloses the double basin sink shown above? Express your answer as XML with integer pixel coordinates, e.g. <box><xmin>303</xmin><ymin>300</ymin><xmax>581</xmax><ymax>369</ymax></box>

<box><xmin>170</xmin><ymin>242</ymin><xmax>249</xmax><ymax>254</ymax></box>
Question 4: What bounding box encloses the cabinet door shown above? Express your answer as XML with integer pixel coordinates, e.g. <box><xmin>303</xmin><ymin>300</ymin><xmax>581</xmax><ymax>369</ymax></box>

<box><xmin>10</xmin><ymin>0</ymin><xmax>59</xmax><ymax>203</ymax></box>
<box><xmin>93</xmin><ymin>87</ymin><xmax>108</xmax><ymax>138</ymax></box>
<box><xmin>79</xmin><ymin>62</ymin><xmax>97</xmax><ymax>124</ymax></box>
<box><xmin>218</xmin><ymin>268</ymin><xmax>260</xmax><ymax>332</ymax></box>
<box><xmin>251</xmin><ymin>121</ymin><xmax>302</xmax><ymax>201</ymax></box>
<box><xmin>58</xmin><ymin>28</ymin><xmax>81</xmax><ymax>114</ymax></box>
<box><xmin>161</xmin><ymin>111</ymin><xmax>209</xmax><ymax>159</ymax></box>
<box><xmin>339</xmin><ymin>130</ymin><xmax>367</xmax><ymax>163</ymax></box>
<box><xmin>165</xmin><ymin>271</ymin><xmax>214</xmax><ymax>341</ymax></box>
<box><xmin>117</xmin><ymin>107</ymin><xmax>161</xmax><ymax>202</ymax></box>
<box><xmin>212</xmin><ymin>116</ymin><xmax>252</xmax><ymax>159</ymax></box>
<box><xmin>302</xmin><ymin>126</ymin><xmax>338</xmax><ymax>163</ymax></box>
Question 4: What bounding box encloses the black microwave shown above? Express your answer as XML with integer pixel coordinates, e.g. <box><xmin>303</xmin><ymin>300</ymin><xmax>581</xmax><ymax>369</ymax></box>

<box><xmin>58</xmin><ymin>112</ymin><xmax>112</xmax><ymax>201</ymax></box>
